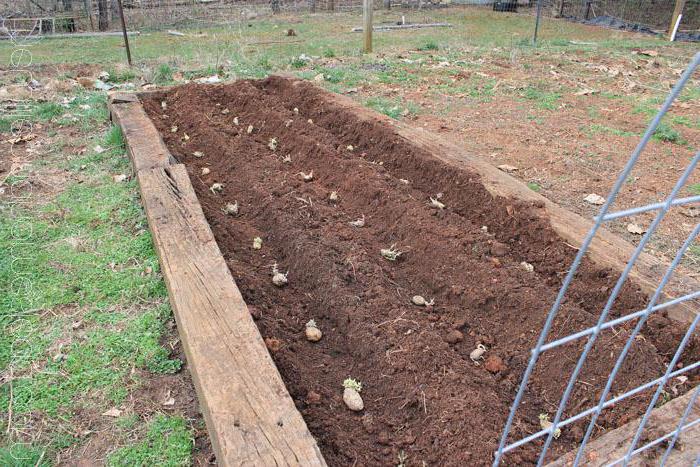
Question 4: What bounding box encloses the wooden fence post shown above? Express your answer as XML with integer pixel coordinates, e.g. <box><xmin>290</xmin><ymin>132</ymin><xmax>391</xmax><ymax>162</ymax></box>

<box><xmin>363</xmin><ymin>0</ymin><xmax>373</xmax><ymax>53</ymax></box>
<box><xmin>668</xmin><ymin>0</ymin><xmax>686</xmax><ymax>40</ymax></box>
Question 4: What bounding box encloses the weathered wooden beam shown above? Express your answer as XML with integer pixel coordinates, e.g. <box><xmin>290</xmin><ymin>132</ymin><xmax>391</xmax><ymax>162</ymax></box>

<box><xmin>109</xmin><ymin>100</ymin><xmax>172</xmax><ymax>172</ymax></box>
<box><xmin>548</xmin><ymin>388</ymin><xmax>699</xmax><ymax>466</ymax></box>
<box><xmin>108</xmin><ymin>96</ymin><xmax>327</xmax><ymax>467</ymax></box>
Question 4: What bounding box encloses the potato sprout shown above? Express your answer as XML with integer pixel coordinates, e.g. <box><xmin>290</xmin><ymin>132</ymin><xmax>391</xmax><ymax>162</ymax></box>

<box><xmin>381</xmin><ymin>244</ymin><xmax>402</xmax><ymax>261</ymax></box>
<box><xmin>222</xmin><ymin>202</ymin><xmax>239</xmax><ymax>216</ymax></box>
<box><xmin>253</xmin><ymin>237</ymin><xmax>263</xmax><ymax>250</ymax></box>
<box><xmin>348</xmin><ymin>215</ymin><xmax>365</xmax><ymax>227</ymax></box>
<box><xmin>305</xmin><ymin>320</ymin><xmax>322</xmax><ymax>342</ymax></box>
<box><xmin>539</xmin><ymin>414</ymin><xmax>561</xmax><ymax>439</ymax></box>
<box><xmin>269</xmin><ymin>138</ymin><xmax>278</xmax><ymax>151</ymax></box>
<box><xmin>470</xmin><ymin>344</ymin><xmax>487</xmax><ymax>364</ymax></box>
<box><xmin>343</xmin><ymin>378</ymin><xmax>362</xmax><ymax>392</ymax></box>
<box><xmin>272</xmin><ymin>263</ymin><xmax>288</xmax><ymax>287</ymax></box>
<box><xmin>411</xmin><ymin>295</ymin><xmax>434</xmax><ymax>307</ymax></box>
<box><xmin>429</xmin><ymin>197</ymin><xmax>445</xmax><ymax>210</ymax></box>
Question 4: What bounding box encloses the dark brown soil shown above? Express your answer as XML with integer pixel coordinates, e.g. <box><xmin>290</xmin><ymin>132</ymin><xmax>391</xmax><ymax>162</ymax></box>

<box><xmin>141</xmin><ymin>77</ymin><xmax>699</xmax><ymax>466</ymax></box>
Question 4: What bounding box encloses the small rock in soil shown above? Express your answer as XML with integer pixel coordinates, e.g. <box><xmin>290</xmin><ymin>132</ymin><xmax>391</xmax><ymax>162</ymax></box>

<box><xmin>377</xmin><ymin>430</ymin><xmax>391</xmax><ymax>445</ymax></box>
<box><xmin>253</xmin><ymin>237</ymin><xmax>263</xmax><ymax>250</ymax></box>
<box><xmin>626</xmin><ymin>223</ymin><xmax>645</xmax><ymax>235</ymax></box>
<box><xmin>584</xmin><ymin>193</ymin><xmax>606</xmax><ymax>205</ymax></box>
<box><xmin>361</xmin><ymin>413</ymin><xmax>375</xmax><ymax>433</ymax></box>
<box><xmin>484</xmin><ymin>355</ymin><xmax>507</xmax><ymax>373</ymax></box>
<box><xmin>444</xmin><ymin>330</ymin><xmax>464</xmax><ymax>344</ymax></box>
<box><xmin>265</xmin><ymin>337</ymin><xmax>282</xmax><ymax>352</ymax></box>
<box><xmin>520</xmin><ymin>261</ymin><xmax>534</xmax><ymax>272</ymax></box>
<box><xmin>201</xmin><ymin>167</ymin><xmax>210</xmax><ymax>176</ymax></box>
<box><xmin>490</xmin><ymin>241</ymin><xmax>508</xmax><ymax>257</ymax></box>
<box><xmin>306</xmin><ymin>390</ymin><xmax>322</xmax><ymax>405</ymax></box>
<box><xmin>343</xmin><ymin>387</ymin><xmax>364</xmax><ymax>411</ymax></box>
<box><xmin>452</xmin><ymin>318</ymin><xmax>467</xmax><ymax>330</ymax></box>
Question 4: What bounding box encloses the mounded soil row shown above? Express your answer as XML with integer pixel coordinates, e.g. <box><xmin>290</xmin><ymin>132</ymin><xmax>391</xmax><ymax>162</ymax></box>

<box><xmin>141</xmin><ymin>77</ymin><xmax>699</xmax><ymax>466</ymax></box>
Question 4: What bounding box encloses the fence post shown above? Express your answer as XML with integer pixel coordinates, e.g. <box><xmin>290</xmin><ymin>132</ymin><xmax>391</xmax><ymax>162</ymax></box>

<box><xmin>668</xmin><ymin>0</ymin><xmax>686</xmax><ymax>40</ymax></box>
<box><xmin>532</xmin><ymin>0</ymin><xmax>543</xmax><ymax>45</ymax></box>
<box><xmin>115</xmin><ymin>0</ymin><xmax>132</xmax><ymax>66</ymax></box>
<box><xmin>363</xmin><ymin>0</ymin><xmax>373</xmax><ymax>53</ymax></box>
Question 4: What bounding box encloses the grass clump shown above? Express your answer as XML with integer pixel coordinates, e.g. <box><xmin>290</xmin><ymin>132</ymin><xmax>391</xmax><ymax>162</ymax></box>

<box><xmin>366</xmin><ymin>96</ymin><xmax>419</xmax><ymax>119</ymax></box>
<box><xmin>418</xmin><ymin>39</ymin><xmax>439</xmax><ymax>51</ymax></box>
<box><xmin>652</xmin><ymin>122</ymin><xmax>684</xmax><ymax>144</ymax></box>
<box><xmin>153</xmin><ymin>63</ymin><xmax>174</xmax><ymax>84</ymax></box>
<box><xmin>107</xmin><ymin>415</ymin><xmax>193</xmax><ymax>466</ymax></box>
<box><xmin>521</xmin><ymin>85</ymin><xmax>561</xmax><ymax>110</ymax></box>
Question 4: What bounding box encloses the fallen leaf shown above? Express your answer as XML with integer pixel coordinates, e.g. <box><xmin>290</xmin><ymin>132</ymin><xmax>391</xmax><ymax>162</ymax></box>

<box><xmin>497</xmin><ymin>164</ymin><xmax>518</xmax><ymax>173</ymax></box>
<box><xmin>627</xmin><ymin>223</ymin><xmax>645</xmax><ymax>235</ymax></box>
<box><xmin>102</xmin><ymin>407</ymin><xmax>122</xmax><ymax>417</ymax></box>
<box><xmin>94</xmin><ymin>145</ymin><xmax>105</xmax><ymax>154</ymax></box>
<box><xmin>584</xmin><ymin>193</ymin><xmax>606</xmax><ymax>205</ymax></box>
<box><xmin>637</xmin><ymin>49</ymin><xmax>659</xmax><ymax>57</ymax></box>
<box><xmin>575</xmin><ymin>89</ymin><xmax>597</xmax><ymax>96</ymax></box>
<box><xmin>681</xmin><ymin>207</ymin><xmax>699</xmax><ymax>218</ymax></box>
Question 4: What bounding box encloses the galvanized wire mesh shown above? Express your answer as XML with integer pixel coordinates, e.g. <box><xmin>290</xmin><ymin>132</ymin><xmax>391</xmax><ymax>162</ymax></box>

<box><xmin>494</xmin><ymin>51</ymin><xmax>700</xmax><ymax>466</ymax></box>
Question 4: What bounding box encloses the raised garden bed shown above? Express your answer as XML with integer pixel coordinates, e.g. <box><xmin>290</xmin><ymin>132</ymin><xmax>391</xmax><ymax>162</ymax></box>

<box><xmin>111</xmin><ymin>77</ymin><xmax>699</xmax><ymax>466</ymax></box>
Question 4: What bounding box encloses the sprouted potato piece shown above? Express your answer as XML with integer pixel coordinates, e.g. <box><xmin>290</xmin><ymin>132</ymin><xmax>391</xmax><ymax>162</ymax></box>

<box><xmin>380</xmin><ymin>244</ymin><xmax>402</xmax><ymax>261</ymax></box>
<box><xmin>411</xmin><ymin>295</ymin><xmax>434</xmax><ymax>307</ymax></box>
<box><xmin>209</xmin><ymin>183</ymin><xmax>224</xmax><ymax>194</ymax></box>
<box><xmin>305</xmin><ymin>320</ymin><xmax>322</xmax><ymax>342</ymax></box>
<box><xmin>253</xmin><ymin>237</ymin><xmax>263</xmax><ymax>250</ymax></box>
<box><xmin>349</xmin><ymin>215</ymin><xmax>365</xmax><ymax>227</ymax></box>
<box><xmin>429</xmin><ymin>197</ymin><xmax>445</xmax><ymax>209</ymax></box>
<box><xmin>272</xmin><ymin>263</ymin><xmax>288</xmax><ymax>287</ymax></box>
<box><xmin>222</xmin><ymin>202</ymin><xmax>239</xmax><ymax>216</ymax></box>
<box><xmin>539</xmin><ymin>414</ymin><xmax>561</xmax><ymax>439</ymax></box>
<box><xmin>299</xmin><ymin>171</ymin><xmax>314</xmax><ymax>182</ymax></box>
<box><xmin>269</xmin><ymin>137</ymin><xmax>278</xmax><ymax>151</ymax></box>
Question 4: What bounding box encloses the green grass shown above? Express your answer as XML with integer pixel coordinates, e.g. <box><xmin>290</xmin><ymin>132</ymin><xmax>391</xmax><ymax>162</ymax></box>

<box><xmin>418</xmin><ymin>39</ymin><xmax>439</xmax><ymax>51</ymax></box>
<box><xmin>153</xmin><ymin>63</ymin><xmax>174</xmax><ymax>84</ymax></box>
<box><xmin>521</xmin><ymin>85</ymin><xmax>561</xmax><ymax>110</ymax></box>
<box><xmin>365</xmin><ymin>96</ymin><xmax>419</xmax><ymax>119</ymax></box>
<box><xmin>527</xmin><ymin>182</ymin><xmax>542</xmax><ymax>192</ymax></box>
<box><xmin>688</xmin><ymin>183</ymin><xmax>700</xmax><ymax>196</ymax></box>
<box><xmin>0</xmin><ymin>123</ymin><xmax>188</xmax><ymax>463</ymax></box>
<box><xmin>652</xmin><ymin>121</ymin><xmax>685</xmax><ymax>144</ymax></box>
<box><xmin>586</xmin><ymin>124</ymin><xmax>637</xmax><ymax>138</ymax></box>
<box><xmin>107</xmin><ymin>415</ymin><xmax>193</xmax><ymax>466</ymax></box>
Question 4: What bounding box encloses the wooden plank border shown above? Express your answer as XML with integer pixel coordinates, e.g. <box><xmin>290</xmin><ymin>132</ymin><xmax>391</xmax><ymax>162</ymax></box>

<box><xmin>548</xmin><ymin>387</ymin><xmax>699</xmax><ymax>466</ymax></box>
<box><xmin>108</xmin><ymin>95</ymin><xmax>327</xmax><ymax>467</ymax></box>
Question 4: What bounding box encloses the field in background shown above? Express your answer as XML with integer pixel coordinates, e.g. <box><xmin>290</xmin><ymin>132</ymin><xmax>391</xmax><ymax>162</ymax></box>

<box><xmin>1</xmin><ymin>7</ymin><xmax>698</xmax><ymax>465</ymax></box>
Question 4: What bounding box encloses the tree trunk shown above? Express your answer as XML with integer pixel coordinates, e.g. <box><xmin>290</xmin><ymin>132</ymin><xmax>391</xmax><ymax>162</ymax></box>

<box><xmin>98</xmin><ymin>0</ymin><xmax>109</xmax><ymax>31</ymax></box>
<box><xmin>62</xmin><ymin>0</ymin><xmax>76</xmax><ymax>32</ymax></box>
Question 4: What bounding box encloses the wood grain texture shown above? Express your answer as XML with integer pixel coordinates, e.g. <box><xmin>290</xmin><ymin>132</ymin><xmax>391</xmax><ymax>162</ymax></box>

<box><xmin>548</xmin><ymin>388</ymin><xmax>699</xmax><ymax>466</ymax></box>
<box><xmin>110</xmin><ymin>101</ymin><xmax>172</xmax><ymax>172</ymax></box>
<box><xmin>136</xmin><ymin>164</ymin><xmax>326</xmax><ymax>466</ymax></box>
<box><xmin>277</xmin><ymin>78</ymin><xmax>699</xmax><ymax>325</ymax></box>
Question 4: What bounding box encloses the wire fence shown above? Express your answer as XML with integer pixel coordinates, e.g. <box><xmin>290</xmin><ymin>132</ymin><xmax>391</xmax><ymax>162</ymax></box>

<box><xmin>2</xmin><ymin>0</ymin><xmax>698</xmax><ymax>33</ymax></box>
<box><xmin>494</xmin><ymin>50</ymin><xmax>700</xmax><ymax>467</ymax></box>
